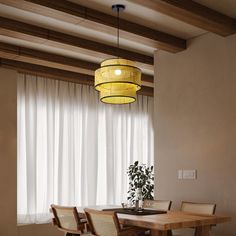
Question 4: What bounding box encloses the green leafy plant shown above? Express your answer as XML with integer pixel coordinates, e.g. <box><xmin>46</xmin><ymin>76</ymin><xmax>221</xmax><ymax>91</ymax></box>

<box><xmin>127</xmin><ymin>161</ymin><xmax>154</xmax><ymax>203</ymax></box>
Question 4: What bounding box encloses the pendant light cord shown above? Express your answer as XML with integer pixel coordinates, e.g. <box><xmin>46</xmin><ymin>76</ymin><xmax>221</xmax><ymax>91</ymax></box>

<box><xmin>117</xmin><ymin>8</ymin><xmax>120</xmax><ymax>49</ymax></box>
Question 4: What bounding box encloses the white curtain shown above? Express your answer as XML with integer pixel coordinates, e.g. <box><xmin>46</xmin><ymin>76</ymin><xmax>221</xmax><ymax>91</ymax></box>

<box><xmin>17</xmin><ymin>73</ymin><xmax>154</xmax><ymax>224</ymax></box>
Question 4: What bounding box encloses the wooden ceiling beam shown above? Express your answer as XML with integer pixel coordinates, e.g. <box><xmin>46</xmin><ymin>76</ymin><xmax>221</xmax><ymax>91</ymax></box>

<box><xmin>127</xmin><ymin>0</ymin><xmax>236</xmax><ymax>36</ymax></box>
<box><xmin>0</xmin><ymin>58</ymin><xmax>154</xmax><ymax>97</ymax></box>
<box><xmin>0</xmin><ymin>16</ymin><xmax>153</xmax><ymax>65</ymax></box>
<box><xmin>0</xmin><ymin>42</ymin><xmax>98</xmax><ymax>70</ymax></box>
<box><xmin>0</xmin><ymin>58</ymin><xmax>94</xmax><ymax>85</ymax></box>
<box><xmin>16</xmin><ymin>0</ymin><xmax>187</xmax><ymax>52</ymax></box>
<box><xmin>0</xmin><ymin>42</ymin><xmax>154</xmax><ymax>83</ymax></box>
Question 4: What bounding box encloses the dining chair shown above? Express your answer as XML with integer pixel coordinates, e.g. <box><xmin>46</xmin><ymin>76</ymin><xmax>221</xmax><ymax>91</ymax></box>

<box><xmin>84</xmin><ymin>208</ymin><xmax>145</xmax><ymax>236</ymax></box>
<box><xmin>172</xmin><ymin>201</ymin><xmax>216</xmax><ymax>236</ymax></box>
<box><xmin>143</xmin><ymin>200</ymin><xmax>172</xmax><ymax>236</ymax></box>
<box><xmin>181</xmin><ymin>201</ymin><xmax>216</xmax><ymax>215</ymax></box>
<box><xmin>51</xmin><ymin>204</ymin><xmax>88</xmax><ymax>236</ymax></box>
<box><xmin>143</xmin><ymin>199</ymin><xmax>172</xmax><ymax>211</ymax></box>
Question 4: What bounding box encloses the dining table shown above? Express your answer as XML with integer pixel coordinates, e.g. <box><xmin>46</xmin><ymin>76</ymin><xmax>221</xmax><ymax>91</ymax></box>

<box><xmin>78</xmin><ymin>205</ymin><xmax>231</xmax><ymax>236</ymax></box>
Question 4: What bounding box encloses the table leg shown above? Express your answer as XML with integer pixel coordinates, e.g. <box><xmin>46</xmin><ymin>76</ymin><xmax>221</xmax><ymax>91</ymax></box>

<box><xmin>195</xmin><ymin>225</ymin><xmax>211</xmax><ymax>236</ymax></box>
<box><xmin>151</xmin><ymin>229</ymin><xmax>168</xmax><ymax>236</ymax></box>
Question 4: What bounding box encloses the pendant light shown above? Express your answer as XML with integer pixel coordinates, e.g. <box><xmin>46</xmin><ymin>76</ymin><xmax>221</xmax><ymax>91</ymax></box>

<box><xmin>94</xmin><ymin>4</ymin><xmax>142</xmax><ymax>104</ymax></box>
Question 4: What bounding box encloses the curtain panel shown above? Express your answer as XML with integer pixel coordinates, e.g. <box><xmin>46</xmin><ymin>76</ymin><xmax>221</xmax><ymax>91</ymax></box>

<box><xmin>17</xmin><ymin>74</ymin><xmax>154</xmax><ymax>224</ymax></box>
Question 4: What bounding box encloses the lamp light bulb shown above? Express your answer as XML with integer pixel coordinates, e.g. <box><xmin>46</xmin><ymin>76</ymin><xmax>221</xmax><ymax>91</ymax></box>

<box><xmin>115</xmin><ymin>69</ymin><xmax>122</xmax><ymax>75</ymax></box>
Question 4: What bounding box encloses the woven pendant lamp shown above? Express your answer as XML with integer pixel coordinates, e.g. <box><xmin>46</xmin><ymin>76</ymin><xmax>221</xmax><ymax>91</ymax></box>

<box><xmin>94</xmin><ymin>4</ymin><xmax>142</xmax><ymax>104</ymax></box>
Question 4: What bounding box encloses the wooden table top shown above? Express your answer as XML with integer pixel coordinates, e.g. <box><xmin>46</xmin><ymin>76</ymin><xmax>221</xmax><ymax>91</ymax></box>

<box><xmin>79</xmin><ymin>205</ymin><xmax>231</xmax><ymax>231</ymax></box>
<box><xmin>118</xmin><ymin>210</ymin><xmax>231</xmax><ymax>230</ymax></box>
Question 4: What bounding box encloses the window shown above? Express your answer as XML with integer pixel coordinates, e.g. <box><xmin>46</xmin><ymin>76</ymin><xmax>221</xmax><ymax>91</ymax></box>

<box><xmin>17</xmin><ymin>74</ymin><xmax>154</xmax><ymax>224</ymax></box>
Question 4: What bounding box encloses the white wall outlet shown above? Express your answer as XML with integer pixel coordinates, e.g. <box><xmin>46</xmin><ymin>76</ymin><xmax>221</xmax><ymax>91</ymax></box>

<box><xmin>182</xmin><ymin>169</ymin><xmax>197</xmax><ymax>179</ymax></box>
<box><xmin>178</xmin><ymin>170</ymin><xmax>183</xmax><ymax>179</ymax></box>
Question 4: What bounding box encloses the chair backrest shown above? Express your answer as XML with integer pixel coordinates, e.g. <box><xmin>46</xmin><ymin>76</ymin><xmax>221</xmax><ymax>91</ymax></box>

<box><xmin>143</xmin><ymin>199</ymin><xmax>172</xmax><ymax>211</ymax></box>
<box><xmin>51</xmin><ymin>204</ymin><xmax>82</xmax><ymax>232</ymax></box>
<box><xmin>181</xmin><ymin>201</ymin><xmax>216</xmax><ymax>215</ymax></box>
<box><xmin>84</xmin><ymin>208</ymin><xmax>120</xmax><ymax>236</ymax></box>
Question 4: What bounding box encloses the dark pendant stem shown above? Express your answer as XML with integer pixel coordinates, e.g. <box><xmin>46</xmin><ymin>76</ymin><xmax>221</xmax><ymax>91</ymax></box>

<box><xmin>117</xmin><ymin>9</ymin><xmax>120</xmax><ymax>49</ymax></box>
<box><xmin>112</xmin><ymin>4</ymin><xmax>125</xmax><ymax>55</ymax></box>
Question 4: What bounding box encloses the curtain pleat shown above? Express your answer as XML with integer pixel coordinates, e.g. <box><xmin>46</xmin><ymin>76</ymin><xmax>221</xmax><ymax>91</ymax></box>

<box><xmin>17</xmin><ymin>74</ymin><xmax>154</xmax><ymax>224</ymax></box>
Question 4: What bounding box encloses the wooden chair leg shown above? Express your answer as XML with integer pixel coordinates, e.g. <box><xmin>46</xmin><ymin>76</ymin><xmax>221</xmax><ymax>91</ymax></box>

<box><xmin>65</xmin><ymin>233</ymin><xmax>72</xmax><ymax>236</ymax></box>
<box><xmin>167</xmin><ymin>230</ymin><xmax>173</xmax><ymax>236</ymax></box>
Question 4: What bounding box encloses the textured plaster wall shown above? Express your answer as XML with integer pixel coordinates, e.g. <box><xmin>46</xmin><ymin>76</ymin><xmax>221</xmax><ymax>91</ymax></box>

<box><xmin>154</xmin><ymin>33</ymin><xmax>236</xmax><ymax>236</ymax></box>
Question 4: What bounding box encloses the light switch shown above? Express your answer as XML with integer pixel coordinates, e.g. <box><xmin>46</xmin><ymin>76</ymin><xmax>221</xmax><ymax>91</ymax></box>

<box><xmin>182</xmin><ymin>169</ymin><xmax>197</xmax><ymax>179</ymax></box>
<box><xmin>178</xmin><ymin>170</ymin><xmax>183</xmax><ymax>179</ymax></box>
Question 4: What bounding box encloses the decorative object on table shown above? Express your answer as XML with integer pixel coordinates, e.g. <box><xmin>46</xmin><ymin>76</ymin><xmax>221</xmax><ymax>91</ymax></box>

<box><xmin>127</xmin><ymin>161</ymin><xmax>154</xmax><ymax>204</ymax></box>
<box><xmin>94</xmin><ymin>4</ymin><xmax>142</xmax><ymax>104</ymax></box>
<box><xmin>115</xmin><ymin>208</ymin><xmax>166</xmax><ymax>215</ymax></box>
<box><xmin>135</xmin><ymin>187</ymin><xmax>143</xmax><ymax>211</ymax></box>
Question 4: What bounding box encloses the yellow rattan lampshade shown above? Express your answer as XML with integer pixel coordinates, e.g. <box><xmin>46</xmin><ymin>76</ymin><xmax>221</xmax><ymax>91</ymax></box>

<box><xmin>95</xmin><ymin>58</ymin><xmax>141</xmax><ymax>104</ymax></box>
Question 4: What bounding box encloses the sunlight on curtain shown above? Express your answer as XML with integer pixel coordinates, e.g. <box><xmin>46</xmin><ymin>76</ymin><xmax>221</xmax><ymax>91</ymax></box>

<box><xmin>17</xmin><ymin>74</ymin><xmax>154</xmax><ymax>224</ymax></box>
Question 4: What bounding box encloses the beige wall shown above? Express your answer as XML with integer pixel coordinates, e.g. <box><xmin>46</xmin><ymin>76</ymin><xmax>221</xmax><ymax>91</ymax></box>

<box><xmin>154</xmin><ymin>33</ymin><xmax>236</xmax><ymax>235</ymax></box>
<box><xmin>0</xmin><ymin>68</ymin><xmax>17</xmax><ymax>236</ymax></box>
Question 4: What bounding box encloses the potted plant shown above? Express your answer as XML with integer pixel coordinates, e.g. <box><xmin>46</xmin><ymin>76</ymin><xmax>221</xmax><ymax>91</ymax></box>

<box><xmin>127</xmin><ymin>161</ymin><xmax>154</xmax><ymax>204</ymax></box>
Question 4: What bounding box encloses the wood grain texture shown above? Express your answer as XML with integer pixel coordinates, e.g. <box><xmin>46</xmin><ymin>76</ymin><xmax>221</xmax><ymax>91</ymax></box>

<box><xmin>195</xmin><ymin>225</ymin><xmax>211</xmax><ymax>236</ymax></box>
<box><xmin>118</xmin><ymin>211</ymin><xmax>231</xmax><ymax>231</ymax></box>
<box><xmin>0</xmin><ymin>58</ymin><xmax>154</xmax><ymax>97</ymax></box>
<box><xmin>14</xmin><ymin>0</ymin><xmax>186</xmax><ymax>53</ymax></box>
<box><xmin>127</xmin><ymin>0</ymin><xmax>236</xmax><ymax>36</ymax></box>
